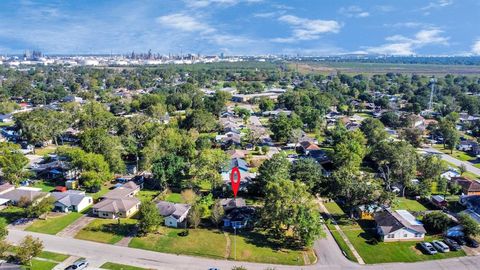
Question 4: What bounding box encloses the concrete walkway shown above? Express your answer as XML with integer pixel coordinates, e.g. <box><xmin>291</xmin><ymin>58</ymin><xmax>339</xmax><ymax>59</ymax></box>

<box><xmin>317</xmin><ymin>199</ymin><xmax>365</xmax><ymax>264</ymax></box>
<box><xmin>56</xmin><ymin>215</ymin><xmax>94</xmax><ymax>238</ymax></box>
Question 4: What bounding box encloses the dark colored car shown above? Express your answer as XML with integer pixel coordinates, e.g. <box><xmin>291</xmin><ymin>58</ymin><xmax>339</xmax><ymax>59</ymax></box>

<box><xmin>466</xmin><ymin>238</ymin><xmax>479</xmax><ymax>248</ymax></box>
<box><xmin>443</xmin><ymin>238</ymin><xmax>462</xmax><ymax>251</ymax></box>
<box><xmin>419</xmin><ymin>242</ymin><xmax>438</xmax><ymax>255</ymax></box>
<box><xmin>449</xmin><ymin>236</ymin><xmax>466</xmax><ymax>246</ymax></box>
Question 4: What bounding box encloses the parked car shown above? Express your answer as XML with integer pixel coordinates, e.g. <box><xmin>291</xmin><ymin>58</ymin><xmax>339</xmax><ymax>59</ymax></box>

<box><xmin>432</xmin><ymin>240</ymin><xmax>450</xmax><ymax>252</ymax></box>
<box><xmin>466</xmin><ymin>237</ymin><xmax>479</xmax><ymax>248</ymax></box>
<box><xmin>449</xmin><ymin>236</ymin><xmax>466</xmax><ymax>246</ymax></box>
<box><xmin>65</xmin><ymin>259</ymin><xmax>88</xmax><ymax>270</ymax></box>
<box><xmin>443</xmin><ymin>238</ymin><xmax>462</xmax><ymax>251</ymax></box>
<box><xmin>419</xmin><ymin>242</ymin><xmax>438</xmax><ymax>255</ymax></box>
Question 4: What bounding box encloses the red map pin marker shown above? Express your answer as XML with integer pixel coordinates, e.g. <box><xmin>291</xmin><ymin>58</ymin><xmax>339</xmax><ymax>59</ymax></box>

<box><xmin>230</xmin><ymin>167</ymin><xmax>241</xmax><ymax>198</ymax></box>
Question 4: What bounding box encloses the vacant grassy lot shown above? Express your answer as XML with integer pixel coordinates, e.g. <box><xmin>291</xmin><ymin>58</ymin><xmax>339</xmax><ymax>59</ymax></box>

<box><xmin>75</xmin><ymin>218</ymin><xmax>137</xmax><ymax>244</ymax></box>
<box><xmin>343</xmin><ymin>229</ymin><xmax>466</xmax><ymax>264</ymax></box>
<box><xmin>26</xmin><ymin>212</ymin><xmax>83</xmax><ymax>235</ymax></box>
<box><xmin>392</xmin><ymin>198</ymin><xmax>428</xmax><ymax>212</ymax></box>
<box><xmin>227</xmin><ymin>231</ymin><xmax>314</xmax><ymax>266</ymax></box>
<box><xmin>130</xmin><ymin>227</ymin><xmax>226</xmax><ymax>259</ymax></box>
<box><xmin>0</xmin><ymin>206</ymin><xmax>25</xmax><ymax>223</ymax></box>
<box><xmin>100</xmin><ymin>262</ymin><xmax>150</xmax><ymax>270</ymax></box>
<box><xmin>164</xmin><ymin>193</ymin><xmax>183</xmax><ymax>203</ymax></box>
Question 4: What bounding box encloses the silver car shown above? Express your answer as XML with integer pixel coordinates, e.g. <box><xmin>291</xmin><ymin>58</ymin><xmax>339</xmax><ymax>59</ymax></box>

<box><xmin>432</xmin><ymin>240</ymin><xmax>450</xmax><ymax>253</ymax></box>
<box><xmin>65</xmin><ymin>259</ymin><xmax>88</xmax><ymax>270</ymax></box>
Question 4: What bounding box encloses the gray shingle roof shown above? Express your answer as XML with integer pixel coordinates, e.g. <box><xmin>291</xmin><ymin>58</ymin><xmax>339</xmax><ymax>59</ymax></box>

<box><xmin>374</xmin><ymin>209</ymin><xmax>426</xmax><ymax>235</ymax></box>
<box><xmin>156</xmin><ymin>201</ymin><xmax>191</xmax><ymax>219</ymax></box>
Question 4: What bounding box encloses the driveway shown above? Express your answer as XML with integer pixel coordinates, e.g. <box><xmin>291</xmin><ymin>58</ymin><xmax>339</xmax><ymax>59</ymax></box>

<box><xmin>422</xmin><ymin>147</ymin><xmax>480</xmax><ymax>175</ymax></box>
<box><xmin>7</xmin><ymin>228</ymin><xmax>480</xmax><ymax>270</ymax></box>
<box><xmin>56</xmin><ymin>215</ymin><xmax>95</xmax><ymax>238</ymax></box>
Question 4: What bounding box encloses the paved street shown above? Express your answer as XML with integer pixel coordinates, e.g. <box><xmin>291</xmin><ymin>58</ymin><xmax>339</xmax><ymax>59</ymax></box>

<box><xmin>423</xmin><ymin>147</ymin><xmax>480</xmax><ymax>175</ymax></box>
<box><xmin>6</xmin><ymin>228</ymin><xmax>480</xmax><ymax>270</ymax></box>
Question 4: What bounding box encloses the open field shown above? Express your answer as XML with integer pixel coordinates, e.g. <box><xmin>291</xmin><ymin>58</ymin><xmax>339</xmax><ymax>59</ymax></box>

<box><xmin>26</xmin><ymin>212</ymin><xmax>83</xmax><ymax>235</ymax></box>
<box><xmin>292</xmin><ymin>62</ymin><xmax>480</xmax><ymax>75</ymax></box>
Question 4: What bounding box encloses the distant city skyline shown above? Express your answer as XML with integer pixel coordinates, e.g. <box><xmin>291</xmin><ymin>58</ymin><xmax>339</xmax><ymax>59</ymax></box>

<box><xmin>1</xmin><ymin>0</ymin><xmax>480</xmax><ymax>56</ymax></box>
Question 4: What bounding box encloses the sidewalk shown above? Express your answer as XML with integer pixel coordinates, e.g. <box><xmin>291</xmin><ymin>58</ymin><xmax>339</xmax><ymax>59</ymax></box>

<box><xmin>317</xmin><ymin>199</ymin><xmax>365</xmax><ymax>264</ymax></box>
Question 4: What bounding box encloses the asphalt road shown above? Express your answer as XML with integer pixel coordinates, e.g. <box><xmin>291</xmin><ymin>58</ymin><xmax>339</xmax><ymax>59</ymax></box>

<box><xmin>7</xmin><ymin>227</ymin><xmax>480</xmax><ymax>270</ymax></box>
<box><xmin>422</xmin><ymin>147</ymin><xmax>480</xmax><ymax>176</ymax></box>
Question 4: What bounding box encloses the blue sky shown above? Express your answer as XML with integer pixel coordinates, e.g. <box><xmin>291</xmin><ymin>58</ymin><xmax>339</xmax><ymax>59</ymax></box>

<box><xmin>1</xmin><ymin>0</ymin><xmax>480</xmax><ymax>56</ymax></box>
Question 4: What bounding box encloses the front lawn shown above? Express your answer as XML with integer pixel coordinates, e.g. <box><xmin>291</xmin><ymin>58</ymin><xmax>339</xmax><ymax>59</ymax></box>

<box><xmin>75</xmin><ymin>218</ymin><xmax>137</xmax><ymax>244</ymax></box>
<box><xmin>433</xmin><ymin>144</ymin><xmax>476</xmax><ymax>162</ymax></box>
<box><xmin>0</xmin><ymin>206</ymin><xmax>25</xmax><ymax>223</ymax></box>
<box><xmin>26</xmin><ymin>212</ymin><xmax>83</xmax><ymax>235</ymax></box>
<box><xmin>343</xmin><ymin>229</ymin><xmax>466</xmax><ymax>264</ymax></box>
<box><xmin>392</xmin><ymin>198</ymin><xmax>428</xmax><ymax>212</ymax></box>
<box><xmin>37</xmin><ymin>250</ymin><xmax>69</xmax><ymax>262</ymax></box>
<box><xmin>130</xmin><ymin>227</ymin><xmax>226</xmax><ymax>259</ymax></box>
<box><xmin>23</xmin><ymin>259</ymin><xmax>58</xmax><ymax>270</ymax></box>
<box><xmin>100</xmin><ymin>262</ymin><xmax>150</xmax><ymax>270</ymax></box>
<box><xmin>227</xmin><ymin>231</ymin><xmax>314</xmax><ymax>266</ymax></box>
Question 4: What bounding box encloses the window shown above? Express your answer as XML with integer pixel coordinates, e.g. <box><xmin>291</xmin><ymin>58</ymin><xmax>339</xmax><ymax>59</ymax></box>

<box><xmin>403</xmin><ymin>233</ymin><xmax>408</xmax><ymax>238</ymax></box>
<box><xmin>388</xmin><ymin>234</ymin><xmax>394</xmax><ymax>238</ymax></box>
<box><xmin>415</xmin><ymin>233</ymin><xmax>422</xmax><ymax>237</ymax></box>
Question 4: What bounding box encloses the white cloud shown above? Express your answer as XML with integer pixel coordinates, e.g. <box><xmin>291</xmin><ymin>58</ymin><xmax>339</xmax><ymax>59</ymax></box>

<box><xmin>183</xmin><ymin>0</ymin><xmax>262</xmax><ymax>8</ymax></box>
<box><xmin>365</xmin><ymin>28</ymin><xmax>449</xmax><ymax>55</ymax></box>
<box><xmin>472</xmin><ymin>40</ymin><xmax>480</xmax><ymax>55</ymax></box>
<box><xmin>339</xmin><ymin>6</ymin><xmax>370</xmax><ymax>18</ymax></box>
<box><xmin>385</xmin><ymin>22</ymin><xmax>432</xmax><ymax>28</ymax></box>
<box><xmin>272</xmin><ymin>15</ymin><xmax>341</xmax><ymax>43</ymax></box>
<box><xmin>420</xmin><ymin>0</ymin><xmax>453</xmax><ymax>14</ymax></box>
<box><xmin>156</xmin><ymin>13</ymin><xmax>214</xmax><ymax>33</ymax></box>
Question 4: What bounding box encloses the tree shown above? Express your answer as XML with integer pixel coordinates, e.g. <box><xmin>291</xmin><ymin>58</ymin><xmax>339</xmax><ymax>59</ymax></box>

<box><xmin>423</xmin><ymin>212</ymin><xmax>451</xmax><ymax>234</ymax></box>
<box><xmin>138</xmin><ymin>201</ymin><xmax>163</xmax><ymax>235</ymax></box>
<box><xmin>459</xmin><ymin>164</ymin><xmax>467</xmax><ymax>176</ymax></box>
<box><xmin>269</xmin><ymin>113</ymin><xmax>302</xmax><ymax>142</ymax></box>
<box><xmin>439</xmin><ymin>117</ymin><xmax>459</xmax><ymax>154</ymax></box>
<box><xmin>0</xmin><ymin>219</ymin><xmax>7</xmax><ymax>240</ymax></box>
<box><xmin>78</xmin><ymin>101</ymin><xmax>115</xmax><ymax>129</ymax></box>
<box><xmin>448</xmin><ymin>181</ymin><xmax>462</xmax><ymax>195</ymax></box>
<box><xmin>259</xmin><ymin>98</ymin><xmax>274</xmax><ymax>112</ymax></box>
<box><xmin>260</xmin><ymin>178</ymin><xmax>323</xmax><ymax>248</ymax></box>
<box><xmin>80</xmin><ymin>128</ymin><xmax>125</xmax><ymax>173</ymax></box>
<box><xmin>380</xmin><ymin>111</ymin><xmax>399</xmax><ymax>128</ymax></box>
<box><xmin>188</xmin><ymin>204</ymin><xmax>202</xmax><ymax>229</ymax></box>
<box><xmin>15</xmin><ymin>108</ymin><xmax>69</xmax><ymax>146</ymax></box>
<box><xmin>26</xmin><ymin>196</ymin><xmax>55</xmax><ymax>219</ymax></box>
<box><xmin>400</xmin><ymin>128</ymin><xmax>424</xmax><ymax>148</ymax></box>
<box><xmin>333</xmin><ymin>129</ymin><xmax>367</xmax><ymax>169</ymax></box>
<box><xmin>152</xmin><ymin>154</ymin><xmax>186</xmax><ymax>190</ymax></box>
<box><xmin>16</xmin><ymin>236</ymin><xmax>43</xmax><ymax>266</ymax></box>
<box><xmin>290</xmin><ymin>158</ymin><xmax>325</xmax><ymax>194</ymax></box>
<box><xmin>210</xmin><ymin>200</ymin><xmax>225</xmax><ymax>227</ymax></box>
<box><xmin>182</xmin><ymin>110</ymin><xmax>217</xmax><ymax>132</ymax></box>
<box><xmin>360</xmin><ymin>118</ymin><xmax>388</xmax><ymax>147</ymax></box>
<box><xmin>255</xmin><ymin>154</ymin><xmax>290</xmax><ymax>193</ymax></box>
<box><xmin>458</xmin><ymin>213</ymin><xmax>480</xmax><ymax>238</ymax></box>
<box><xmin>0</xmin><ymin>142</ymin><xmax>29</xmax><ymax>185</ymax></box>
<box><xmin>189</xmin><ymin>149</ymin><xmax>229</xmax><ymax>190</ymax></box>
<box><xmin>418</xmin><ymin>155</ymin><xmax>445</xmax><ymax>181</ymax></box>
<box><xmin>181</xmin><ymin>189</ymin><xmax>198</xmax><ymax>205</ymax></box>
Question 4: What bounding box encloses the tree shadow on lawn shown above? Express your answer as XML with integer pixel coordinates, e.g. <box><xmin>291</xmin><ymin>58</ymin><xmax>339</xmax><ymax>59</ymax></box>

<box><xmin>241</xmin><ymin>231</ymin><xmax>303</xmax><ymax>251</ymax></box>
<box><xmin>90</xmin><ymin>222</ymin><xmax>137</xmax><ymax>237</ymax></box>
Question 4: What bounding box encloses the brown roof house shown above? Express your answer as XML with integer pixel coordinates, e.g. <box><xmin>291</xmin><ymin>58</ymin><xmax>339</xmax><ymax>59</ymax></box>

<box><xmin>92</xmin><ymin>181</ymin><xmax>140</xmax><ymax>219</ymax></box>
<box><xmin>374</xmin><ymin>209</ymin><xmax>426</xmax><ymax>242</ymax></box>
<box><xmin>156</xmin><ymin>201</ymin><xmax>191</xmax><ymax>228</ymax></box>
<box><xmin>453</xmin><ymin>177</ymin><xmax>480</xmax><ymax>196</ymax></box>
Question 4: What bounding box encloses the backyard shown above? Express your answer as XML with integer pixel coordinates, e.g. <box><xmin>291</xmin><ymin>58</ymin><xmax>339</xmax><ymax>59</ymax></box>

<box><xmin>26</xmin><ymin>212</ymin><xmax>83</xmax><ymax>235</ymax></box>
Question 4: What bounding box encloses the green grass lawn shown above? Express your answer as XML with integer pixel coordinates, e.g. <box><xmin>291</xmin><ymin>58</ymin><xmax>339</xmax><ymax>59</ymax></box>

<box><xmin>343</xmin><ymin>229</ymin><xmax>466</xmax><ymax>264</ymax></box>
<box><xmin>37</xmin><ymin>251</ymin><xmax>69</xmax><ymax>262</ymax></box>
<box><xmin>130</xmin><ymin>227</ymin><xmax>226</xmax><ymax>259</ymax></box>
<box><xmin>136</xmin><ymin>189</ymin><xmax>160</xmax><ymax>202</ymax></box>
<box><xmin>433</xmin><ymin>144</ymin><xmax>476</xmax><ymax>162</ymax></box>
<box><xmin>88</xmin><ymin>185</ymin><xmax>111</xmax><ymax>200</ymax></box>
<box><xmin>323</xmin><ymin>201</ymin><xmax>346</xmax><ymax>216</ymax></box>
<box><xmin>26</xmin><ymin>212</ymin><xmax>83</xmax><ymax>235</ymax></box>
<box><xmin>75</xmin><ymin>218</ymin><xmax>137</xmax><ymax>244</ymax></box>
<box><xmin>100</xmin><ymin>262</ymin><xmax>150</xmax><ymax>270</ymax></box>
<box><xmin>23</xmin><ymin>259</ymin><xmax>58</xmax><ymax>270</ymax></box>
<box><xmin>227</xmin><ymin>231</ymin><xmax>315</xmax><ymax>265</ymax></box>
<box><xmin>34</xmin><ymin>146</ymin><xmax>57</xmax><ymax>156</ymax></box>
<box><xmin>0</xmin><ymin>206</ymin><xmax>25</xmax><ymax>223</ymax></box>
<box><xmin>392</xmin><ymin>198</ymin><xmax>428</xmax><ymax>212</ymax></box>
<box><xmin>32</xmin><ymin>180</ymin><xmax>57</xmax><ymax>192</ymax></box>
<box><xmin>164</xmin><ymin>193</ymin><xmax>183</xmax><ymax>203</ymax></box>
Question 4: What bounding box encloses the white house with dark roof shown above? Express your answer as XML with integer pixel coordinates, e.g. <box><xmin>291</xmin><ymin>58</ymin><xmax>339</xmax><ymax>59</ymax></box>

<box><xmin>374</xmin><ymin>209</ymin><xmax>426</xmax><ymax>242</ymax></box>
<box><xmin>52</xmin><ymin>191</ymin><xmax>93</xmax><ymax>212</ymax></box>
<box><xmin>156</xmin><ymin>201</ymin><xmax>191</xmax><ymax>228</ymax></box>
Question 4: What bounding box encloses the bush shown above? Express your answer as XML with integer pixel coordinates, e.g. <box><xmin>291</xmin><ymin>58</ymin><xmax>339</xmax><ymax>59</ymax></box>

<box><xmin>422</xmin><ymin>212</ymin><xmax>451</xmax><ymax>234</ymax></box>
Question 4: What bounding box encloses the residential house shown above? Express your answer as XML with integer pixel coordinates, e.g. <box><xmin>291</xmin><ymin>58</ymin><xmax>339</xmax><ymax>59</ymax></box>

<box><xmin>92</xmin><ymin>181</ymin><xmax>141</xmax><ymax>218</ymax></box>
<box><xmin>441</xmin><ymin>169</ymin><xmax>461</xmax><ymax>181</ymax></box>
<box><xmin>374</xmin><ymin>209</ymin><xmax>426</xmax><ymax>242</ymax></box>
<box><xmin>431</xmin><ymin>195</ymin><xmax>448</xmax><ymax>209</ymax></box>
<box><xmin>354</xmin><ymin>204</ymin><xmax>383</xmax><ymax>220</ymax></box>
<box><xmin>92</xmin><ymin>197</ymin><xmax>140</xmax><ymax>219</ymax></box>
<box><xmin>459</xmin><ymin>195</ymin><xmax>480</xmax><ymax>224</ymax></box>
<box><xmin>299</xmin><ymin>141</ymin><xmax>321</xmax><ymax>155</ymax></box>
<box><xmin>223</xmin><ymin>206</ymin><xmax>255</xmax><ymax>229</ymax></box>
<box><xmin>52</xmin><ymin>190</ymin><xmax>93</xmax><ymax>212</ymax></box>
<box><xmin>220</xmin><ymin>198</ymin><xmax>246</xmax><ymax>212</ymax></box>
<box><xmin>156</xmin><ymin>201</ymin><xmax>191</xmax><ymax>228</ymax></box>
<box><xmin>0</xmin><ymin>187</ymin><xmax>49</xmax><ymax>205</ymax></box>
<box><xmin>457</xmin><ymin>140</ymin><xmax>477</xmax><ymax>152</ymax></box>
<box><xmin>226</xmin><ymin>149</ymin><xmax>246</xmax><ymax>159</ymax></box>
<box><xmin>0</xmin><ymin>114</ymin><xmax>13</xmax><ymax>123</ymax></box>
<box><xmin>452</xmin><ymin>177</ymin><xmax>480</xmax><ymax>196</ymax></box>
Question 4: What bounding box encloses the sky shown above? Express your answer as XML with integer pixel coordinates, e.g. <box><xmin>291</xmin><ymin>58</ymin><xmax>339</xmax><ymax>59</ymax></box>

<box><xmin>1</xmin><ymin>0</ymin><xmax>480</xmax><ymax>56</ymax></box>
